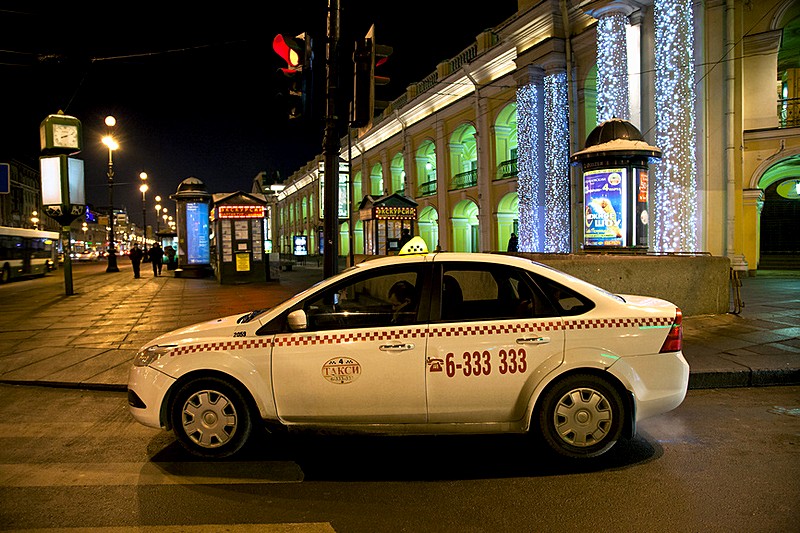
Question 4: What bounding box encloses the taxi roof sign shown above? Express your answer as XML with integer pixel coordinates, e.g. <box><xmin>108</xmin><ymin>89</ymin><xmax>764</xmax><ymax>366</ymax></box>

<box><xmin>399</xmin><ymin>236</ymin><xmax>428</xmax><ymax>255</ymax></box>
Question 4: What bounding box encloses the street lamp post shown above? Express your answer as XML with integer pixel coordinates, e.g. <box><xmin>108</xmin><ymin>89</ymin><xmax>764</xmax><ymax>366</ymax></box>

<box><xmin>102</xmin><ymin>116</ymin><xmax>120</xmax><ymax>272</ymax></box>
<box><xmin>154</xmin><ymin>196</ymin><xmax>162</xmax><ymax>234</ymax></box>
<box><xmin>139</xmin><ymin>172</ymin><xmax>149</xmax><ymax>250</ymax></box>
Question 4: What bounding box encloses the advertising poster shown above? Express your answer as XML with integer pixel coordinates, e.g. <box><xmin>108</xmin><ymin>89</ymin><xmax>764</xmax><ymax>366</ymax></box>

<box><xmin>293</xmin><ymin>235</ymin><xmax>308</xmax><ymax>256</ymax></box>
<box><xmin>186</xmin><ymin>202</ymin><xmax>210</xmax><ymax>264</ymax></box>
<box><xmin>584</xmin><ymin>168</ymin><xmax>627</xmax><ymax>247</ymax></box>
<box><xmin>636</xmin><ymin>168</ymin><xmax>649</xmax><ymax>247</ymax></box>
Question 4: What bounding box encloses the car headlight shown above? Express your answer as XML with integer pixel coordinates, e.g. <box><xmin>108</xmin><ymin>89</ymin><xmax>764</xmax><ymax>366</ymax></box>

<box><xmin>134</xmin><ymin>345</ymin><xmax>177</xmax><ymax>367</ymax></box>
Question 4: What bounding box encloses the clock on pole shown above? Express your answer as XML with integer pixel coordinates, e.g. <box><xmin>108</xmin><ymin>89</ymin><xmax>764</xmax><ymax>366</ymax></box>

<box><xmin>38</xmin><ymin>111</ymin><xmax>87</xmax><ymax>295</ymax></box>
<box><xmin>40</xmin><ymin>111</ymin><xmax>83</xmax><ymax>153</ymax></box>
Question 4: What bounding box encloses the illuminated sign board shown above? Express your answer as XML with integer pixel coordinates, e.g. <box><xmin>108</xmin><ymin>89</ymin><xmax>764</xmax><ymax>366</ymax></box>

<box><xmin>374</xmin><ymin>205</ymin><xmax>416</xmax><ymax>220</ymax></box>
<box><xmin>584</xmin><ymin>168</ymin><xmax>626</xmax><ymax>247</ymax></box>
<box><xmin>293</xmin><ymin>235</ymin><xmax>308</xmax><ymax>256</ymax></box>
<box><xmin>217</xmin><ymin>205</ymin><xmax>265</xmax><ymax>219</ymax></box>
<box><xmin>186</xmin><ymin>202</ymin><xmax>210</xmax><ymax>264</ymax></box>
<box><xmin>40</xmin><ymin>155</ymin><xmax>85</xmax><ymax>206</ymax></box>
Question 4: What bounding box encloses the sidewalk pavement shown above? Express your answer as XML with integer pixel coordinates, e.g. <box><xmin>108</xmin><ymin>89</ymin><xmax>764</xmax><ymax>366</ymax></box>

<box><xmin>0</xmin><ymin>261</ymin><xmax>797</xmax><ymax>392</ymax></box>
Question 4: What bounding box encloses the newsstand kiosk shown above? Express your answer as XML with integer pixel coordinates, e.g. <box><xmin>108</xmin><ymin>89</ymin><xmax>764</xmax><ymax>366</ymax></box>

<box><xmin>209</xmin><ymin>191</ymin><xmax>271</xmax><ymax>283</ymax></box>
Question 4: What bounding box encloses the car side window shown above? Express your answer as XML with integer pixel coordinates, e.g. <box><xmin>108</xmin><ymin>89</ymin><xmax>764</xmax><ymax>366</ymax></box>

<box><xmin>531</xmin><ymin>273</ymin><xmax>596</xmax><ymax>316</ymax></box>
<box><xmin>303</xmin><ymin>266</ymin><xmax>422</xmax><ymax>331</ymax></box>
<box><xmin>439</xmin><ymin>264</ymin><xmax>557</xmax><ymax>321</ymax></box>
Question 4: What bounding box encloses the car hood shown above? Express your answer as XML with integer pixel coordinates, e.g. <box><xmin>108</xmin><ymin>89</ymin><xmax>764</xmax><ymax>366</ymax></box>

<box><xmin>145</xmin><ymin>312</ymin><xmax>245</xmax><ymax>347</ymax></box>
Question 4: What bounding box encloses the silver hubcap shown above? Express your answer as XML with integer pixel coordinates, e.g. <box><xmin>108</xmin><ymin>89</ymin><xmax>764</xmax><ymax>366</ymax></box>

<box><xmin>181</xmin><ymin>389</ymin><xmax>237</xmax><ymax>448</ymax></box>
<box><xmin>553</xmin><ymin>387</ymin><xmax>612</xmax><ymax>447</ymax></box>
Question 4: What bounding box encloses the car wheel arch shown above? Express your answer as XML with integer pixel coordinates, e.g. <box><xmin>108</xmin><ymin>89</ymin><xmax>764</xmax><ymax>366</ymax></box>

<box><xmin>529</xmin><ymin>367</ymin><xmax>636</xmax><ymax>443</ymax></box>
<box><xmin>161</xmin><ymin>369</ymin><xmax>263</xmax><ymax>431</ymax></box>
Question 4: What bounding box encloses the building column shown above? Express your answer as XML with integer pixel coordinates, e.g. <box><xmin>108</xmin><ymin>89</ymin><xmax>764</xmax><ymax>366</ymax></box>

<box><xmin>544</xmin><ymin>67</ymin><xmax>572</xmax><ymax>253</ymax></box>
<box><xmin>653</xmin><ymin>0</ymin><xmax>699</xmax><ymax>253</ymax></box>
<box><xmin>742</xmin><ymin>188</ymin><xmax>764</xmax><ymax>276</ymax></box>
<box><xmin>586</xmin><ymin>1</ymin><xmax>635</xmax><ymax>122</ymax></box>
<box><xmin>515</xmin><ymin>65</ymin><xmax>546</xmax><ymax>252</ymax></box>
<box><xmin>475</xmin><ymin>94</ymin><xmax>493</xmax><ymax>251</ymax></box>
<box><xmin>434</xmin><ymin>119</ymin><xmax>449</xmax><ymax>251</ymax></box>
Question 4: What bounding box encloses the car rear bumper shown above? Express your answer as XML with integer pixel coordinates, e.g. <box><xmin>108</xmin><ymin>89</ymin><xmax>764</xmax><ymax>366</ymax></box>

<box><xmin>609</xmin><ymin>351</ymin><xmax>690</xmax><ymax>422</ymax></box>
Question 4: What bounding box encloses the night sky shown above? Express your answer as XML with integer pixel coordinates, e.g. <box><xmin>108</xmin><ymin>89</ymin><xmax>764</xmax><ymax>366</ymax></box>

<box><xmin>1</xmin><ymin>2</ymin><xmax>518</xmax><ymax>226</ymax></box>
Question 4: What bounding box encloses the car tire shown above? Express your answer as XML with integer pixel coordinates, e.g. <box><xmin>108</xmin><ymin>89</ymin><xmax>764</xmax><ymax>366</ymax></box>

<box><xmin>170</xmin><ymin>376</ymin><xmax>253</xmax><ymax>458</ymax></box>
<box><xmin>536</xmin><ymin>373</ymin><xmax>624</xmax><ymax>459</ymax></box>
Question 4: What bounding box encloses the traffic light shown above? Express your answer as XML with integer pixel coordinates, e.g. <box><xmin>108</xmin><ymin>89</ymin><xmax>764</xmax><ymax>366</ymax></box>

<box><xmin>351</xmin><ymin>24</ymin><xmax>392</xmax><ymax>128</ymax></box>
<box><xmin>273</xmin><ymin>32</ymin><xmax>314</xmax><ymax>120</ymax></box>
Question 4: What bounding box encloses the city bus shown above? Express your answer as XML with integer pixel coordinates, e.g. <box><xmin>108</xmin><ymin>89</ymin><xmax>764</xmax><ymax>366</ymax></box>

<box><xmin>0</xmin><ymin>226</ymin><xmax>60</xmax><ymax>283</ymax></box>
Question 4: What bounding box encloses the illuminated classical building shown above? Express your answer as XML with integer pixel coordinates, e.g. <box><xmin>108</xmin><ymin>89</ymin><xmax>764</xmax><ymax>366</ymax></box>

<box><xmin>262</xmin><ymin>0</ymin><xmax>799</xmax><ymax>274</ymax></box>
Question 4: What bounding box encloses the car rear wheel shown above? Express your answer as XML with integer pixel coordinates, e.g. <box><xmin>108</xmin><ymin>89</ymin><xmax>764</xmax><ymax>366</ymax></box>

<box><xmin>170</xmin><ymin>376</ymin><xmax>253</xmax><ymax>458</ymax></box>
<box><xmin>537</xmin><ymin>373</ymin><xmax>624</xmax><ymax>459</ymax></box>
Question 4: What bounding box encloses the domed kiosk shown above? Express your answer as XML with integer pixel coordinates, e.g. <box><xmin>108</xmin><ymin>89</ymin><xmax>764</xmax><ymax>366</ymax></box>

<box><xmin>571</xmin><ymin>118</ymin><xmax>661</xmax><ymax>251</ymax></box>
<box><xmin>170</xmin><ymin>177</ymin><xmax>213</xmax><ymax>278</ymax></box>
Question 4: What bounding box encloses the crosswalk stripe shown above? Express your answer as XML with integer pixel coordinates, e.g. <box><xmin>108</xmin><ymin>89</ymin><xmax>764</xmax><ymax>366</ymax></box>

<box><xmin>10</xmin><ymin>525</ymin><xmax>336</xmax><ymax>532</ymax></box>
<box><xmin>0</xmin><ymin>461</ymin><xmax>304</xmax><ymax>486</ymax></box>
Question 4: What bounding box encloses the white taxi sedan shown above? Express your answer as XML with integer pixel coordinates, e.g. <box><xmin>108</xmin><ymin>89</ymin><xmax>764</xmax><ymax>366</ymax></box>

<box><xmin>128</xmin><ymin>242</ymin><xmax>689</xmax><ymax>460</ymax></box>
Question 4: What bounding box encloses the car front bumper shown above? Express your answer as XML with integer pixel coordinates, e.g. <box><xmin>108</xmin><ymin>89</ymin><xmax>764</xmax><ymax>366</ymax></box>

<box><xmin>127</xmin><ymin>365</ymin><xmax>176</xmax><ymax>429</ymax></box>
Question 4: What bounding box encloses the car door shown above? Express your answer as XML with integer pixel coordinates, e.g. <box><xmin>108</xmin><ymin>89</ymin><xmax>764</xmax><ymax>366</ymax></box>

<box><xmin>426</xmin><ymin>261</ymin><xmax>565</xmax><ymax>424</ymax></box>
<box><xmin>270</xmin><ymin>263</ymin><xmax>430</xmax><ymax>424</ymax></box>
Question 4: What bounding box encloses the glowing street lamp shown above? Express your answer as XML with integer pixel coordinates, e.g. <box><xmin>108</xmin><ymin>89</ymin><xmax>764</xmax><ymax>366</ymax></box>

<box><xmin>140</xmin><ymin>172</ymin><xmax>149</xmax><ymax>249</ymax></box>
<box><xmin>154</xmin><ymin>195</ymin><xmax>162</xmax><ymax>233</ymax></box>
<box><xmin>102</xmin><ymin>115</ymin><xmax>120</xmax><ymax>272</ymax></box>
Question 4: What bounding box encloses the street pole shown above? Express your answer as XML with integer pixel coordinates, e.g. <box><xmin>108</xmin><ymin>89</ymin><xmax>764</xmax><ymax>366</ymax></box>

<box><xmin>323</xmin><ymin>0</ymin><xmax>341</xmax><ymax>279</ymax></box>
<box><xmin>105</xmin><ymin>148</ymin><xmax>119</xmax><ymax>272</ymax></box>
<box><xmin>140</xmin><ymin>173</ymin><xmax>149</xmax><ymax>251</ymax></box>
<box><xmin>103</xmin><ymin>116</ymin><xmax>119</xmax><ymax>272</ymax></box>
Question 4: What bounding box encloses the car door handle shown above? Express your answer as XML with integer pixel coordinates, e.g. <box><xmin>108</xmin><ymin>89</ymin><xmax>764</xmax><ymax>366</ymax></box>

<box><xmin>379</xmin><ymin>343</ymin><xmax>415</xmax><ymax>351</ymax></box>
<box><xmin>516</xmin><ymin>336</ymin><xmax>551</xmax><ymax>345</ymax></box>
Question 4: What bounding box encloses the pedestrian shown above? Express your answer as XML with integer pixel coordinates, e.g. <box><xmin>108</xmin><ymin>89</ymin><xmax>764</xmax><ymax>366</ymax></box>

<box><xmin>165</xmin><ymin>245</ymin><xmax>177</xmax><ymax>270</ymax></box>
<box><xmin>399</xmin><ymin>228</ymin><xmax>412</xmax><ymax>248</ymax></box>
<box><xmin>148</xmin><ymin>242</ymin><xmax>165</xmax><ymax>277</ymax></box>
<box><xmin>507</xmin><ymin>232</ymin><xmax>518</xmax><ymax>252</ymax></box>
<box><xmin>129</xmin><ymin>243</ymin><xmax>144</xmax><ymax>278</ymax></box>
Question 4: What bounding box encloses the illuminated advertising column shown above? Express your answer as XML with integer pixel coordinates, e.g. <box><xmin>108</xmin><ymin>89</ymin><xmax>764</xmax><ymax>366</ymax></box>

<box><xmin>570</xmin><ymin>119</ymin><xmax>661</xmax><ymax>252</ymax></box>
<box><xmin>170</xmin><ymin>177</ymin><xmax>213</xmax><ymax>278</ymax></box>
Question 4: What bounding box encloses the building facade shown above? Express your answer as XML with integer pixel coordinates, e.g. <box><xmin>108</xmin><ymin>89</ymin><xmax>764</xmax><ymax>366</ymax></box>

<box><xmin>263</xmin><ymin>0</ymin><xmax>800</xmax><ymax>274</ymax></box>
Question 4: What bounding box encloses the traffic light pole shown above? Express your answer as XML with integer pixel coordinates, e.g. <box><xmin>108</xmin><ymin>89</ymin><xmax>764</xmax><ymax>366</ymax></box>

<box><xmin>323</xmin><ymin>0</ymin><xmax>340</xmax><ymax>279</ymax></box>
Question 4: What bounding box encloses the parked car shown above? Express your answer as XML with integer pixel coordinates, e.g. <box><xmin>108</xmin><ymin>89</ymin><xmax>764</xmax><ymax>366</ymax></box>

<box><xmin>71</xmin><ymin>250</ymin><xmax>100</xmax><ymax>261</ymax></box>
<box><xmin>128</xmin><ymin>238</ymin><xmax>689</xmax><ymax>460</ymax></box>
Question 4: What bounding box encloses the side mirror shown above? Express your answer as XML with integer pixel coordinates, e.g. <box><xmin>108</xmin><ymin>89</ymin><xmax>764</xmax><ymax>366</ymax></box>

<box><xmin>287</xmin><ymin>309</ymin><xmax>308</xmax><ymax>331</ymax></box>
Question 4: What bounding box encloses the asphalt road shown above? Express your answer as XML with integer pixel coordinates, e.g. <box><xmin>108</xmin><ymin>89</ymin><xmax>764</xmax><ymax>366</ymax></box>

<box><xmin>0</xmin><ymin>383</ymin><xmax>798</xmax><ymax>532</ymax></box>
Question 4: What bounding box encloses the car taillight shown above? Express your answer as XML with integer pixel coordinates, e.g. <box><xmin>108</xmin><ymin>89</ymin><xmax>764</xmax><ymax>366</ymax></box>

<box><xmin>659</xmin><ymin>307</ymin><xmax>683</xmax><ymax>353</ymax></box>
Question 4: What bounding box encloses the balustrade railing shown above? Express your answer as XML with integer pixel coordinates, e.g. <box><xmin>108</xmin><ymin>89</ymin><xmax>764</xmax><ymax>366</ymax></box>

<box><xmin>418</xmin><ymin>180</ymin><xmax>437</xmax><ymax>197</ymax></box>
<box><xmin>778</xmin><ymin>98</ymin><xmax>800</xmax><ymax>128</ymax></box>
<box><xmin>450</xmin><ymin>169</ymin><xmax>478</xmax><ymax>190</ymax></box>
<box><xmin>496</xmin><ymin>158</ymin><xmax>518</xmax><ymax>180</ymax></box>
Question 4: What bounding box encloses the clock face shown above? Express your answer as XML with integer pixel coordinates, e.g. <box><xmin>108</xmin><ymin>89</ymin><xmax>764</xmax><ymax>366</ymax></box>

<box><xmin>52</xmin><ymin>124</ymin><xmax>79</xmax><ymax>148</ymax></box>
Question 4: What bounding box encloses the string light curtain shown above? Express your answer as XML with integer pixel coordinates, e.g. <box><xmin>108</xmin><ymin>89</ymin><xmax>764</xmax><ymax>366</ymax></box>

<box><xmin>544</xmin><ymin>71</ymin><xmax>571</xmax><ymax>252</ymax></box>
<box><xmin>516</xmin><ymin>74</ymin><xmax>545</xmax><ymax>252</ymax></box>
<box><xmin>596</xmin><ymin>11</ymin><xmax>631</xmax><ymax>122</ymax></box>
<box><xmin>653</xmin><ymin>0</ymin><xmax>698</xmax><ymax>252</ymax></box>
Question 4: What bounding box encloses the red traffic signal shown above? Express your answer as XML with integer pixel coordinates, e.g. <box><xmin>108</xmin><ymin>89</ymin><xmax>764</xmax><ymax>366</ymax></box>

<box><xmin>273</xmin><ymin>33</ymin><xmax>305</xmax><ymax>71</ymax></box>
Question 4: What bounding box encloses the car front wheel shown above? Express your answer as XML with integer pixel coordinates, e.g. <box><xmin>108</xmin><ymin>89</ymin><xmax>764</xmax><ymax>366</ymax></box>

<box><xmin>170</xmin><ymin>376</ymin><xmax>253</xmax><ymax>458</ymax></box>
<box><xmin>537</xmin><ymin>373</ymin><xmax>625</xmax><ymax>459</ymax></box>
